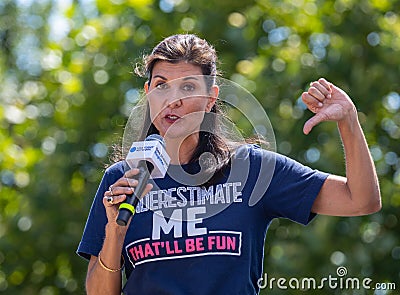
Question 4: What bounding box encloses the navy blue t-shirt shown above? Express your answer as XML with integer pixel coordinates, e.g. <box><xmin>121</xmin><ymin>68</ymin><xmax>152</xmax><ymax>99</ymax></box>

<box><xmin>77</xmin><ymin>145</ymin><xmax>329</xmax><ymax>294</ymax></box>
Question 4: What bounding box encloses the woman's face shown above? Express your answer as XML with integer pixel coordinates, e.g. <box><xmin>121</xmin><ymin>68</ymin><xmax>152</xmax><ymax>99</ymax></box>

<box><xmin>145</xmin><ymin>61</ymin><xmax>218</xmax><ymax>140</ymax></box>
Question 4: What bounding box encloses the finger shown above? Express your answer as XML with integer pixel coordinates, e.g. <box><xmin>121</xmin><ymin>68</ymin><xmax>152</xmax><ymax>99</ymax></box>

<box><xmin>109</xmin><ymin>176</ymin><xmax>140</xmax><ymax>196</ymax></box>
<box><xmin>302</xmin><ymin>92</ymin><xmax>323</xmax><ymax>109</ymax></box>
<box><xmin>106</xmin><ymin>185</ymin><xmax>134</xmax><ymax>196</ymax></box>
<box><xmin>103</xmin><ymin>195</ymin><xmax>122</xmax><ymax>207</ymax></box>
<box><xmin>124</xmin><ymin>168</ymin><xmax>140</xmax><ymax>178</ymax></box>
<box><xmin>126</xmin><ymin>183</ymin><xmax>153</xmax><ymax>199</ymax></box>
<box><xmin>303</xmin><ymin>113</ymin><xmax>326</xmax><ymax>135</ymax></box>
<box><xmin>329</xmin><ymin>83</ymin><xmax>346</xmax><ymax>97</ymax></box>
<box><xmin>308</xmin><ymin>86</ymin><xmax>326</xmax><ymax>102</ymax></box>
<box><xmin>103</xmin><ymin>194</ymin><xmax>127</xmax><ymax>206</ymax></box>
<box><xmin>310</xmin><ymin>81</ymin><xmax>331</xmax><ymax>98</ymax></box>
<box><xmin>317</xmin><ymin>78</ymin><xmax>331</xmax><ymax>90</ymax></box>
<box><xmin>105</xmin><ymin>190</ymin><xmax>128</xmax><ymax>199</ymax></box>
<box><xmin>103</xmin><ymin>196</ymin><xmax>112</xmax><ymax>206</ymax></box>
<box><xmin>113</xmin><ymin>177</ymin><xmax>139</xmax><ymax>189</ymax></box>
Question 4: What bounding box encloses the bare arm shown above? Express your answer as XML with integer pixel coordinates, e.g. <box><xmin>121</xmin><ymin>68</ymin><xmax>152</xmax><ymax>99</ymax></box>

<box><xmin>86</xmin><ymin>223</ymin><xmax>125</xmax><ymax>295</ymax></box>
<box><xmin>301</xmin><ymin>78</ymin><xmax>381</xmax><ymax>216</ymax></box>
<box><xmin>85</xmin><ymin>169</ymin><xmax>153</xmax><ymax>294</ymax></box>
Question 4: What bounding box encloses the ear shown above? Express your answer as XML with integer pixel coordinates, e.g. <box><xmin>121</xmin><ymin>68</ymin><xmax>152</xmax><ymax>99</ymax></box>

<box><xmin>206</xmin><ymin>85</ymin><xmax>219</xmax><ymax>112</ymax></box>
<box><xmin>144</xmin><ymin>81</ymin><xmax>149</xmax><ymax>94</ymax></box>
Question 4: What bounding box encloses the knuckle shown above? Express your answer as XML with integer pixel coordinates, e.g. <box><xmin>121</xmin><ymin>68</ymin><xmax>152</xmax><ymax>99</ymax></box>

<box><xmin>127</xmin><ymin>179</ymin><xmax>137</xmax><ymax>187</ymax></box>
<box><xmin>308</xmin><ymin>87</ymin><xmax>317</xmax><ymax>94</ymax></box>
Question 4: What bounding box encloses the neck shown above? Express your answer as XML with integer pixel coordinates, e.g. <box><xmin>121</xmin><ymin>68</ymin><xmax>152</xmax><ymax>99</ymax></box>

<box><xmin>165</xmin><ymin>133</ymin><xmax>199</xmax><ymax>165</ymax></box>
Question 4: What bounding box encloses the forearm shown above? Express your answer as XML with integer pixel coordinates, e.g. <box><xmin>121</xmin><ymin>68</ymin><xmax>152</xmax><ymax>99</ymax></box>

<box><xmin>338</xmin><ymin>110</ymin><xmax>381</xmax><ymax>213</ymax></box>
<box><xmin>86</xmin><ymin>223</ymin><xmax>126</xmax><ymax>295</ymax></box>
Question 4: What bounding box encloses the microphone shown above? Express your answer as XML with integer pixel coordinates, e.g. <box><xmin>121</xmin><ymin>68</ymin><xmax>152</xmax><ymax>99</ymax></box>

<box><xmin>116</xmin><ymin>134</ymin><xmax>170</xmax><ymax>226</ymax></box>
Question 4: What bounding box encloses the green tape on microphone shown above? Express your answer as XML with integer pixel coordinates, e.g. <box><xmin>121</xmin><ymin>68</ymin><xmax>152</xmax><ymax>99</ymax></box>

<box><xmin>119</xmin><ymin>203</ymin><xmax>136</xmax><ymax>215</ymax></box>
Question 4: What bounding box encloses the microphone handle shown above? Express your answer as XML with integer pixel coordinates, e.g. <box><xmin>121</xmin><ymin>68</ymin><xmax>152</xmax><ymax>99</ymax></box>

<box><xmin>116</xmin><ymin>161</ymin><xmax>154</xmax><ymax>226</ymax></box>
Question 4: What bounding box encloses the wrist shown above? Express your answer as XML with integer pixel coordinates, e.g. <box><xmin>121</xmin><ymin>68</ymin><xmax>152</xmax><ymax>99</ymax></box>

<box><xmin>106</xmin><ymin>222</ymin><xmax>127</xmax><ymax>240</ymax></box>
<box><xmin>98</xmin><ymin>251</ymin><xmax>125</xmax><ymax>273</ymax></box>
<box><xmin>337</xmin><ymin>106</ymin><xmax>359</xmax><ymax>133</ymax></box>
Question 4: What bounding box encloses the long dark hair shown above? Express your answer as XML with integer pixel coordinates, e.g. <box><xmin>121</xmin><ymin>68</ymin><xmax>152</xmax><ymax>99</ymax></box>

<box><xmin>112</xmin><ymin>34</ymin><xmax>240</xmax><ymax>184</ymax></box>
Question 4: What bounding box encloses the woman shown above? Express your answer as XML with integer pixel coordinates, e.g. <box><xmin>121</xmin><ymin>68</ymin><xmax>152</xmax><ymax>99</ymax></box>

<box><xmin>77</xmin><ymin>34</ymin><xmax>381</xmax><ymax>295</ymax></box>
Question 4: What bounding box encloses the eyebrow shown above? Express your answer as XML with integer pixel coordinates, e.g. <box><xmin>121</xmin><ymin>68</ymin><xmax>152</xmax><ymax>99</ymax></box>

<box><xmin>182</xmin><ymin>76</ymin><xmax>199</xmax><ymax>81</ymax></box>
<box><xmin>152</xmin><ymin>75</ymin><xmax>200</xmax><ymax>81</ymax></box>
<box><xmin>152</xmin><ymin>75</ymin><xmax>167</xmax><ymax>80</ymax></box>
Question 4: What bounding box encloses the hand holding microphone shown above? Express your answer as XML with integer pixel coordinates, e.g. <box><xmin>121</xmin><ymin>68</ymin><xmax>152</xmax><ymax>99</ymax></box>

<box><xmin>103</xmin><ymin>134</ymin><xmax>170</xmax><ymax>226</ymax></box>
<box><xmin>102</xmin><ymin>169</ymin><xmax>151</xmax><ymax>225</ymax></box>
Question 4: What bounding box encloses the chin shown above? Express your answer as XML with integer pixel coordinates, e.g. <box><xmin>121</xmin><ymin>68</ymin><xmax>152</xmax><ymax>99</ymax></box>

<box><xmin>164</xmin><ymin>131</ymin><xmax>191</xmax><ymax>140</ymax></box>
<box><xmin>163</xmin><ymin>126</ymin><xmax>200</xmax><ymax>141</ymax></box>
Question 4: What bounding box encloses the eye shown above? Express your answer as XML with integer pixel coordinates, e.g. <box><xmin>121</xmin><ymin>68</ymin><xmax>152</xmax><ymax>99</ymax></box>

<box><xmin>155</xmin><ymin>82</ymin><xmax>169</xmax><ymax>90</ymax></box>
<box><xmin>181</xmin><ymin>83</ymin><xmax>195</xmax><ymax>92</ymax></box>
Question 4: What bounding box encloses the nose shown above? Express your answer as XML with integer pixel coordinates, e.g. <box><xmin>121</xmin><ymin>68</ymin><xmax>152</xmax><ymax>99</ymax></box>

<box><xmin>167</xmin><ymin>97</ymin><xmax>182</xmax><ymax>108</ymax></box>
<box><xmin>166</xmin><ymin>85</ymin><xmax>183</xmax><ymax>108</ymax></box>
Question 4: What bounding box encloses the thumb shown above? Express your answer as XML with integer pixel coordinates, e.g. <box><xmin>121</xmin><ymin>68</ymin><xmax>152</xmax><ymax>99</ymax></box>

<box><xmin>303</xmin><ymin>113</ymin><xmax>325</xmax><ymax>135</ymax></box>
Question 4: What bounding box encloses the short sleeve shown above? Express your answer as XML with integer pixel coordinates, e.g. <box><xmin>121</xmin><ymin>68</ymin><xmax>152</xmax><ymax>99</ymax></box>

<box><xmin>252</xmin><ymin>147</ymin><xmax>329</xmax><ymax>225</ymax></box>
<box><xmin>76</xmin><ymin>162</ymin><xmax>125</xmax><ymax>260</ymax></box>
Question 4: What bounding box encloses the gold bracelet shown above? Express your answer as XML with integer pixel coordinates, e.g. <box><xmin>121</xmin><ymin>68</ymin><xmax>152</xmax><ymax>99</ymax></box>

<box><xmin>97</xmin><ymin>252</ymin><xmax>125</xmax><ymax>273</ymax></box>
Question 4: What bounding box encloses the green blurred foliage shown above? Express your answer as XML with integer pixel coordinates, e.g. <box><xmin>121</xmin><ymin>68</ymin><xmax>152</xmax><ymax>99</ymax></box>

<box><xmin>0</xmin><ymin>0</ymin><xmax>399</xmax><ymax>294</ymax></box>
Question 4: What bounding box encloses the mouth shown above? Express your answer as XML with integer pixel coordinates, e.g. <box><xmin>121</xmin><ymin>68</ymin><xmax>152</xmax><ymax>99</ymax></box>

<box><xmin>164</xmin><ymin>114</ymin><xmax>181</xmax><ymax>124</ymax></box>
